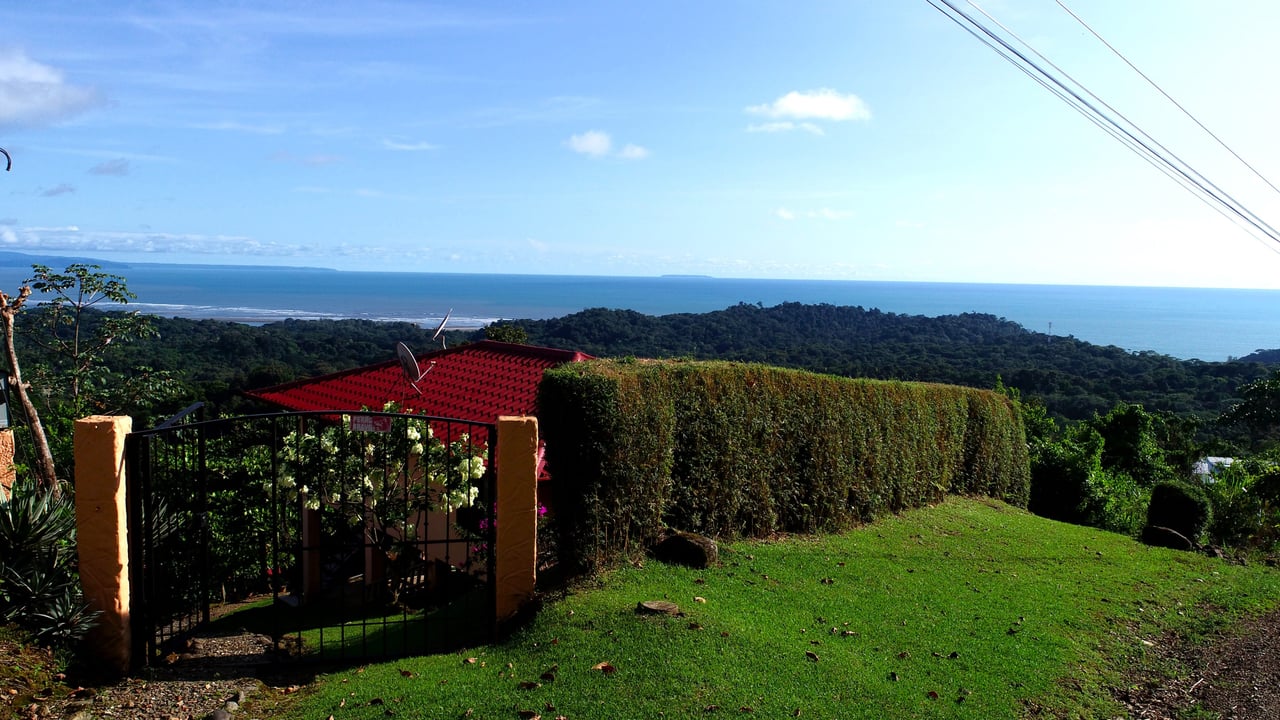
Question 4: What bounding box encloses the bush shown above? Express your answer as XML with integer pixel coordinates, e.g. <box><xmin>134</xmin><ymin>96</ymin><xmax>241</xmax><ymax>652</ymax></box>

<box><xmin>0</xmin><ymin>477</ymin><xmax>98</xmax><ymax>647</ymax></box>
<box><xmin>1145</xmin><ymin>481</ymin><xmax>1212</xmax><ymax>544</ymax></box>
<box><xmin>1080</xmin><ymin>469</ymin><xmax>1151</xmax><ymax>537</ymax></box>
<box><xmin>540</xmin><ymin>360</ymin><xmax>1029</xmax><ymax>573</ymax></box>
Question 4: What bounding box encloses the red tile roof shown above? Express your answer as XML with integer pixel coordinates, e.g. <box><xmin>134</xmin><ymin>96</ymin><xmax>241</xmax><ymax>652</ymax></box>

<box><xmin>243</xmin><ymin>340</ymin><xmax>592</xmax><ymax>423</ymax></box>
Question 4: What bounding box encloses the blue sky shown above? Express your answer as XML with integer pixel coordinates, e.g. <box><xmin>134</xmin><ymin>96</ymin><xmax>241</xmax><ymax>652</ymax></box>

<box><xmin>4</xmin><ymin>1</ymin><xmax>1280</xmax><ymax>288</ymax></box>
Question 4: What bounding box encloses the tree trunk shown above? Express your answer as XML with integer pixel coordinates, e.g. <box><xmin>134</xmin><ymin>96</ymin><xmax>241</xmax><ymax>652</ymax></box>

<box><xmin>0</xmin><ymin>287</ymin><xmax>59</xmax><ymax>497</ymax></box>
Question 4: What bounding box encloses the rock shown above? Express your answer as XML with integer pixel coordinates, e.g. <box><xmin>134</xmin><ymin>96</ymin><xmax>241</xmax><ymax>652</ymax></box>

<box><xmin>652</xmin><ymin>530</ymin><xmax>719</xmax><ymax>569</ymax></box>
<box><xmin>206</xmin><ymin>708</ymin><xmax>233</xmax><ymax>720</ymax></box>
<box><xmin>1141</xmin><ymin>525</ymin><xmax>1194</xmax><ymax>551</ymax></box>
<box><xmin>636</xmin><ymin>600</ymin><xmax>680</xmax><ymax>615</ymax></box>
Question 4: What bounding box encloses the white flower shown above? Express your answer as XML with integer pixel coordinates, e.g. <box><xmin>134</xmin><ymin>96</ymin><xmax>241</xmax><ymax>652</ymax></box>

<box><xmin>407</xmin><ymin>426</ymin><xmax>421</xmax><ymax>442</ymax></box>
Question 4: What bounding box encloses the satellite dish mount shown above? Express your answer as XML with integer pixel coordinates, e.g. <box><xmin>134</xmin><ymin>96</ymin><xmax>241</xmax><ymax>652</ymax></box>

<box><xmin>433</xmin><ymin>309</ymin><xmax>452</xmax><ymax>349</ymax></box>
<box><xmin>396</xmin><ymin>341</ymin><xmax>435</xmax><ymax>395</ymax></box>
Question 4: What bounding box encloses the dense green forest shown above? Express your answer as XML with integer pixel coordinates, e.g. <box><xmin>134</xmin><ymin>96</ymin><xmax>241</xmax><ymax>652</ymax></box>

<box><xmin>472</xmin><ymin>303</ymin><xmax>1274</xmax><ymax>421</ymax></box>
<box><xmin>11</xmin><ymin>301</ymin><xmax>1275</xmax><ymax>425</ymax></box>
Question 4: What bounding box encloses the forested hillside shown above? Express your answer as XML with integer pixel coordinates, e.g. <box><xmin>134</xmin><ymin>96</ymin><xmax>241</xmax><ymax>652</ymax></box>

<box><xmin>476</xmin><ymin>302</ymin><xmax>1272</xmax><ymax>421</ymax></box>
<box><xmin>13</xmin><ymin>302</ymin><xmax>1273</xmax><ymax>423</ymax></box>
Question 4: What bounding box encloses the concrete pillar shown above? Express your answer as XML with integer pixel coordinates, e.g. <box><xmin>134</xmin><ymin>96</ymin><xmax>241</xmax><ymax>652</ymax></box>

<box><xmin>74</xmin><ymin>415</ymin><xmax>133</xmax><ymax>677</ymax></box>
<box><xmin>0</xmin><ymin>428</ymin><xmax>13</xmax><ymax>500</ymax></box>
<box><xmin>495</xmin><ymin>416</ymin><xmax>538</xmax><ymax>622</ymax></box>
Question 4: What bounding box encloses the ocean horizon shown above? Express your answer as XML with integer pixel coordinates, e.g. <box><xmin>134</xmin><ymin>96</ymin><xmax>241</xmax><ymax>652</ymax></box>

<box><xmin>1</xmin><ymin>256</ymin><xmax>1277</xmax><ymax>363</ymax></box>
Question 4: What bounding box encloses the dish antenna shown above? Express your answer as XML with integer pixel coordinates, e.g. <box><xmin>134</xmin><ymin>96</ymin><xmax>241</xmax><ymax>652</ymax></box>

<box><xmin>432</xmin><ymin>308</ymin><xmax>453</xmax><ymax>349</ymax></box>
<box><xmin>396</xmin><ymin>341</ymin><xmax>435</xmax><ymax>394</ymax></box>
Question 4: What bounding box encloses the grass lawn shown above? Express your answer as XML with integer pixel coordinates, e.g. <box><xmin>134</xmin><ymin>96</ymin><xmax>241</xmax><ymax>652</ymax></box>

<box><xmin>261</xmin><ymin>497</ymin><xmax>1280</xmax><ymax>719</ymax></box>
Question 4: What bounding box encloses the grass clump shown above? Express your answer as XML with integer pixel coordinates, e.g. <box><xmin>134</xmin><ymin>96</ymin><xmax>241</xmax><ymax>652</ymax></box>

<box><xmin>267</xmin><ymin>498</ymin><xmax>1280</xmax><ymax>719</ymax></box>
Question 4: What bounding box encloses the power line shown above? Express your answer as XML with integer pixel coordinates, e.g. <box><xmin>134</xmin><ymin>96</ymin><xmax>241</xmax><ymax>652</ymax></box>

<box><xmin>1055</xmin><ymin>0</ymin><xmax>1280</xmax><ymax>200</ymax></box>
<box><xmin>925</xmin><ymin>0</ymin><xmax>1280</xmax><ymax>256</ymax></box>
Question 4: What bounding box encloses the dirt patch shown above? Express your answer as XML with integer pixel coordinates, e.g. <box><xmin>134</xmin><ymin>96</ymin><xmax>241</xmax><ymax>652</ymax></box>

<box><xmin>1118</xmin><ymin>606</ymin><xmax>1280</xmax><ymax>720</ymax></box>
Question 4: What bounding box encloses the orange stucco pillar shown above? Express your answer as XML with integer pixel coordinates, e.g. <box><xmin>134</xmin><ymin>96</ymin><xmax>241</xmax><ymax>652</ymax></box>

<box><xmin>74</xmin><ymin>415</ymin><xmax>133</xmax><ymax>676</ymax></box>
<box><xmin>0</xmin><ymin>428</ymin><xmax>14</xmax><ymax>499</ymax></box>
<box><xmin>495</xmin><ymin>416</ymin><xmax>538</xmax><ymax>622</ymax></box>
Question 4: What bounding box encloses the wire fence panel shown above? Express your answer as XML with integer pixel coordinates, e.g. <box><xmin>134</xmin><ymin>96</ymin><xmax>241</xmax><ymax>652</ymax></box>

<box><xmin>126</xmin><ymin>408</ymin><xmax>497</xmax><ymax>668</ymax></box>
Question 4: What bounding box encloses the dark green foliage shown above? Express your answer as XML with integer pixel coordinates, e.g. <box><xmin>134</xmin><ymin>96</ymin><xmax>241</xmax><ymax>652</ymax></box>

<box><xmin>477</xmin><ymin>302</ymin><xmax>1271</xmax><ymax>423</ymax></box>
<box><xmin>0</xmin><ymin>478</ymin><xmax>98</xmax><ymax>647</ymax></box>
<box><xmin>1027</xmin><ymin>425</ymin><xmax>1102</xmax><ymax>524</ymax></box>
<box><xmin>539</xmin><ymin>360</ymin><xmax>1028</xmax><ymax>572</ymax></box>
<box><xmin>1145</xmin><ymin>481</ymin><xmax>1212</xmax><ymax>543</ymax></box>
<box><xmin>484</xmin><ymin>322</ymin><xmax>529</xmax><ymax>344</ymax></box>
<box><xmin>1089</xmin><ymin>403</ymin><xmax>1177</xmax><ymax>487</ymax></box>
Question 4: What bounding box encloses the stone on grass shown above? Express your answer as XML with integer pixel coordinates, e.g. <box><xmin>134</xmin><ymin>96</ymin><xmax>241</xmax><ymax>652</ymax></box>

<box><xmin>652</xmin><ymin>530</ymin><xmax>719</xmax><ymax>569</ymax></box>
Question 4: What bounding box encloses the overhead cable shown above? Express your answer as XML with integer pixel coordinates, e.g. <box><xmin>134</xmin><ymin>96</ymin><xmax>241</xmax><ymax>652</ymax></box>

<box><xmin>925</xmin><ymin>0</ymin><xmax>1280</xmax><ymax>256</ymax></box>
<box><xmin>1055</xmin><ymin>0</ymin><xmax>1280</xmax><ymax>200</ymax></box>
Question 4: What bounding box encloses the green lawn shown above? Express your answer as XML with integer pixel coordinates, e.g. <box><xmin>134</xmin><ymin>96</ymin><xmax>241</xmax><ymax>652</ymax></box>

<box><xmin>262</xmin><ymin>497</ymin><xmax>1280</xmax><ymax>719</ymax></box>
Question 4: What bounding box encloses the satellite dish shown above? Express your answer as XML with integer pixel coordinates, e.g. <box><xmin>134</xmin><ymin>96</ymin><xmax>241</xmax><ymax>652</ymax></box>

<box><xmin>396</xmin><ymin>341</ymin><xmax>435</xmax><ymax>394</ymax></box>
<box><xmin>432</xmin><ymin>309</ymin><xmax>453</xmax><ymax>349</ymax></box>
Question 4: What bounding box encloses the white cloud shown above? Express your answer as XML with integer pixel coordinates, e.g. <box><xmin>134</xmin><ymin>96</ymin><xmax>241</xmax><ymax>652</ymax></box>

<box><xmin>566</xmin><ymin>130</ymin><xmax>613</xmax><ymax>157</ymax></box>
<box><xmin>0</xmin><ymin>49</ymin><xmax>102</xmax><ymax>129</ymax></box>
<box><xmin>566</xmin><ymin>130</ymin><xmax>649</xmax><ymax>160</ymax></box>
<box><xmin>383</xmin><ymin>139</ymin><xmax>439</xmax><ymax>152</ymax></box>
<box><xmin>747</xmin><ymin>121</ymin><xmax>825</xmax><ymax>135</ymax></box>
<box><xmin>747</xmin><ymin>88</ymin><xmax>871</xmax><ymax>121</ymax></box>
<box><xmin>618</xmin><ymin>143</ymin><xmax>650</xmax><ymax>160</ymax></box>
<box><xmin>528</xmin><ymin>238</ymin><xmax>549</xmax><ymax>252</ymax></box>
<box><xmin>775</xmin><ymin>207</ymin><xmax>796</xmax><ymax>220</ymax></box>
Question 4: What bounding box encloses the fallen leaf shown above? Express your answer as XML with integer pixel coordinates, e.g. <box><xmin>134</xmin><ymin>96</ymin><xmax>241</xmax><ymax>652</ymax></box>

<box><xmin>540</xmin><ymin>665</ymin><xmax>559</xmax><ymax>681</ymax></box>
<box><xmin>889</xmin><ymin>672</ymin><xmax>899</xmax><ymax>682</ymax></box>
<box><xmin>519</xmin><ymin>681</ymin><xmax>541</xmax><ymax>690</ymax></box>
<box><xmin>805</xmin><ymin>651</ymin><xmax>819</xmax><ymax>662</ymax></box>
<box><xmin>399</xmin><ymin>669</ymin><xmax>415</xmax><ymax>678</ymax></box>
<box><xmin>689</xmin><ymin>622</ymin><xmax>703</xmax><ymax>630</ymax></box>
<box><xmin>516</xmin><ymin>711</ymin><xmax>541</xmax><ymax>720</ymax></box>
<box><xmin>694</xmin><ymin>596</ymin><xmax>707</xmax><ymax>603</ymax></box>
<box><xmin>704</xmin><ymin>704</ymin><xmax>720</xmax><ymax>712</ymax></box>
<box><xmin>370</xmin><ymin>697</ymin><xmax>384</xmax><ymax>705</ymax></box>
<box><xmin>948</xmin><ymin>651</ymin><xmax>960</xmax><ymax>659</ymax></box>
<box><xmin>897</xmin><ymin>651</ymin><xmax>910</xmax><ymax>659</ymax></box>
<box><xmin>464</xmin><ymin>657</ymin><xmax>478</xmax><ymax>665</ymax></box>
<box><xmin>591</xmin><ymin>661</ymin><xmax>617</xmax><ymax>674</ymax></box>
<box><xmin>927</xmin><ymin>691</ymin><xmax>939</xmax><ymax>700</ymax></box>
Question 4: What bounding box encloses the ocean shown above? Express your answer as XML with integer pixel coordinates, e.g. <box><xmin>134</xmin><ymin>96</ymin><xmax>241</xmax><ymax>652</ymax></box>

<box><xmin>1</xmin><ymin>259</ymin><xmax>1277</xmax><ymax>362</ymax></box>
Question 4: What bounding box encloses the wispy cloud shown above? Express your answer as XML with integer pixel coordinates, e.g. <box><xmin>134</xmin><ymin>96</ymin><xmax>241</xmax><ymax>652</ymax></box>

<box><xmin>565</xmin><ymin>130</ymin><xmax>650</xmax><ymax>160</ymax></box>
<box><xmin>382</xmin><ymin>139</ymin><xmax>439</xmax><ymax>151</ymax></box>
<box><xmin>775</xmin><ymin>206</ymin><xmax>853</xmax><ymax>221</ymax></box>
<box><xmin>89</xmin><ymin>158</ymin><xmax>131</xmax><ymax>176</ymax></box>
<box><xmin>41</xmin><ymin>184</ymin><xmax>77</xmax><ymax>197</ymax></box>
<box><xmin>190</xmin><ymin>120</ymin><xmax>286</xmax><ymax>135</ymax></box>
<box><xmin>0</xmin><ymin>49</ymin><xmax>102</xmax><ymax>129</ymax></box>
<box><xmin>271</xmin><ymin>151</ymin><xmax>342</xmax><ymax>166</ymax></box>
<box><xmin>747</xmin><ymin>121</ymin><xmax>824</xmax><ymax>135</ymax></box>
<box><xmin>746</xmin><ymin>89</ymin><xmax>870</xmax><ymax>134</ymax></box>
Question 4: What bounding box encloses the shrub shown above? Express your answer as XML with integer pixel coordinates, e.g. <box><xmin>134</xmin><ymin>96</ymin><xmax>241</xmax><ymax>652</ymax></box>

<box><xmin>540</xmin><ymin>360</ymin><xmax>1029</xmax><ymax>573</ymax></box>
<box><xmin>1145</xmin><ymin>480</ymin><xmax>1212</xmax><ymax>544</ymax></box>
<box><xmin>0</xmin><ymin>477</ymin><xmax>98</xmax><ymax>647</ymax></box>
<box><xmin>1203</xmin><ymin>464</ymin><xmax>1265</xmax><ymax>547</ymax></box>
<box><xmin>1080</xmin><ymin>469</ymin><xmax>1151</xmax><ymax>537</ymax></box>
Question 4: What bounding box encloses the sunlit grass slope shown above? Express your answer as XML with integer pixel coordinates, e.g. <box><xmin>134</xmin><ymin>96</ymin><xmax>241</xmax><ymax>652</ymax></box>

<box><xmin>268</xmin><ymin>497</ymin><xmax>1280</xmax><ymax>719</ymax></box>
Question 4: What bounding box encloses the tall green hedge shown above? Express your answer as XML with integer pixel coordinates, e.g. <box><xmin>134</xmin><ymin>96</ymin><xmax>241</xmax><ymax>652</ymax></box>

<box><xmin>538</xmin><ymin>360</ymin><xmax>1029</xmax><ymax>573</ymax></box>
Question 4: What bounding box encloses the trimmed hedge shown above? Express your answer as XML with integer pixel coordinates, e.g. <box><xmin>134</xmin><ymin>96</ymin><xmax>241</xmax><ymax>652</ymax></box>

<box><xmin>538</xmin><ymin>360</ymin><xmax>1029</xmax><ymax>573</ymax></box>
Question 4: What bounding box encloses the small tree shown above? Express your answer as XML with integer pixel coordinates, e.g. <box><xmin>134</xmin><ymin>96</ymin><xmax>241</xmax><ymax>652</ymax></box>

<box><xmin>1</xmin><ymin>264</ymin><xmax>173</xmax><ymax>494</ymax></box>
<box><xmin>0</xmin><ymin>286</ymin><xmax>58</xmax><ymax>495</ymax></box>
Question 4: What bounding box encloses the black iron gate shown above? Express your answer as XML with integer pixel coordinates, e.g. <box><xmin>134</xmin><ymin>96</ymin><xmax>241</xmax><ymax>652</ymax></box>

<box><xmin>125</xmin><ymin>406</ymin><xmax>497</xmax><ymax>668</ymax></box>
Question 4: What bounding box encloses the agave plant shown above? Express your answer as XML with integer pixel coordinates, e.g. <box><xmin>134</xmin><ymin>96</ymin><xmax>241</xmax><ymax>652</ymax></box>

<box><xmin>0</xmin><ymin>476</ymin><xmax>99</xmax><ymax>647</ymax></box>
